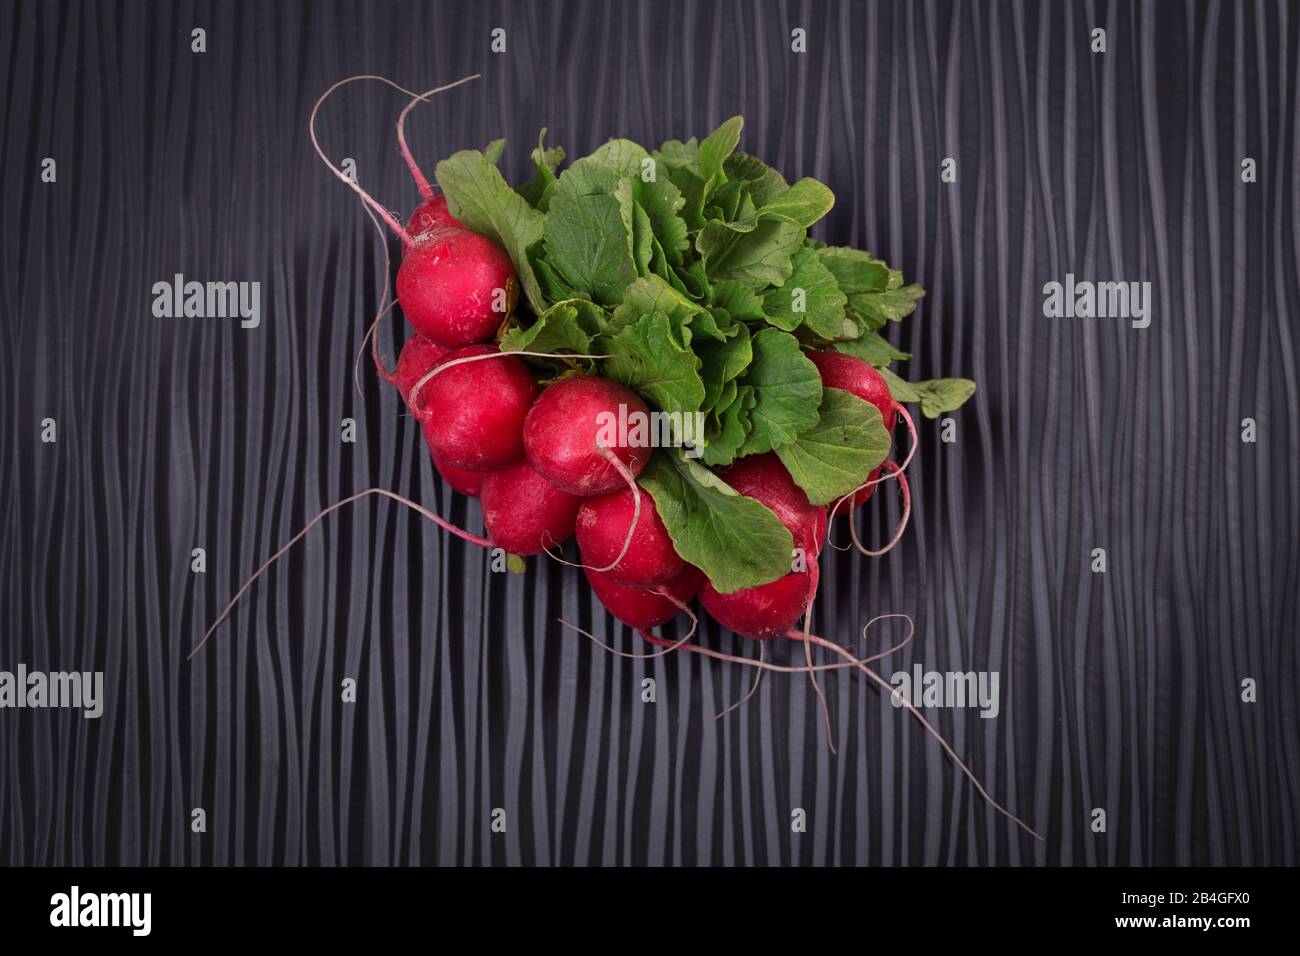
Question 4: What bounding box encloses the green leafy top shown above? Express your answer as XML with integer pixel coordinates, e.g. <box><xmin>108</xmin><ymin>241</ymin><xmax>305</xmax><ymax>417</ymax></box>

<box><xmin>433</xmin><ymin>118</ymin><xmax>975</xmax><ymax>592</ymax></box>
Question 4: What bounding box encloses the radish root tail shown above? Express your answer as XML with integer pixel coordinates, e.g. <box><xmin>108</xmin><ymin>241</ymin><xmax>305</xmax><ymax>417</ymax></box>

<box><xmin>396</xmin><ymin>88</ymin><xmax>440</xmax><ymax>199</ymax></box>
<box><xmin>308</xmin><ymin>73</ymin><xmax>480</xmax><ymax>246</ymax></box>
<box><xmin>626</xmin><ymin>612</ymin><xmax>915</xmax><ymax>675</ymax></box>
<box><xmin>355</xmin><ymin>293</ymin><xmax>400</xmax><ymax>398</ymax></box>
<box><xmin>559</xmin><ymin>589</ymin><xmax>699</xmax><ymax>661</ymax></box>
<box><xmin>893</xmin><ymin>401</ymin><xmax>918</xmax><ymax>475</ymax></box>
<box><xmin>579</xmin><ymin>609</ymin><xmax>1039</xmax><ymax>838</ymax></box>
<box><xmin>799</xmin><ymin>576</ymin><xmax>837</xmax><ymax>753</ymax></box>
<box><xmin>190</xmin><ymin>488</ymin><xmax>489</xmax><ymax>661</ymax></box>
<box><xmin>848</xmin><ymin>459</ymin><xmax>911</xmax><ymax>557</ymax></box>
<box><xmin>825</xmin><ymin>401</ymin><xmax>920</xmax><ymax>546</ymax></box>
<box><xmin>788</xmin><ymin>626</ymin><xmax>1043</xmax><ymax>842</ymax></box>
<box><xmin>716</xmin><ymin>642</ymin><xmax>766</xmax><ymax>719</ymax></box>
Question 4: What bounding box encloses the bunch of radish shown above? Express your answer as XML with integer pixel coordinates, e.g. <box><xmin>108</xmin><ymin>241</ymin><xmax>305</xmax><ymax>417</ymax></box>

<box><xmin>198</xmin><ymin>76</ymin><xmax>1038</xmax><ymax>839</ymax></box>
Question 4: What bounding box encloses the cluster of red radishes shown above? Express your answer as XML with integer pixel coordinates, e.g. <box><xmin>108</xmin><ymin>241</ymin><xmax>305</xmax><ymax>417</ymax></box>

<box><xmin>385</xmin><ymin>192</ymin><xmax>902</xmax><ymax>643</ymax></box>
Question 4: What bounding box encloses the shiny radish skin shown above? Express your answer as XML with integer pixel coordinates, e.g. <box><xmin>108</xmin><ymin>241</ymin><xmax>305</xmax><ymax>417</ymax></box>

<box><xmin>523</xmin><ymin>376</ymin><xmax>652</xmax><ymax>496</ymax></box>
<box><xmin>717</xmin><ymin>453</ymin><xmax>828</xmax><ymax>556</ymax></box>
<box><xmin>700</xmin><ymin>558</ymin><xmax>819</xmax><ymax>640</ymax></box>
<box><xmin>418</xmin><ymin>344</ymin><xmax>536</xmax><ymax>471</ymax></box>
<box><xmin>705</xmin><ymin>453</ymin><xmax>824</xmax><ymax>638</ymax></box>
<box><xmin>392</xmin><ymin>334</ymin><xmax>450</xmax><ymax>407</ymax></box>
<box><xmin>807</xmin><ymin>350</ymin><xmax>897</xmax><ymax>432</ymax></box>
<box><xmin>575</xmin><ymin>487</ymin><xmax>685</xmax><ymax>587</ymax></box>
<box><xmin>479</xmin><ymin>459</ymin><xmax>582</xmax><ymax>555</ymax></box>
<box><xmin>405</xmin><ymin>194</ymin><xmax>462</xmax><ymax>242</ymax></box>
<box><xmin>432</xmin><ymin>454</ymin><xmax>485</xmax><ymax>497</ymax></box>
<box><xmin>586</xmin><ymin>565</ymin><xmax>705</xmax><ymax>630</ymax></box>
<box><xmin>396</xmin><ymin>227</ymin><xmax>518</xmax><ymax>347</ymax></box>
<box><xmin>807</xmin><ymin>351</ymin><xmax>896</xmax><ymax>507</ymax></box>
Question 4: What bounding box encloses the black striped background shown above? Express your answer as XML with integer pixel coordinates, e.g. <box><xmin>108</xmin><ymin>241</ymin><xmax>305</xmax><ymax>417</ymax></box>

<box><xmin>1</xmin><ymin>0</ymin><xmax>1297</xmax><ymax>865</ymax></box>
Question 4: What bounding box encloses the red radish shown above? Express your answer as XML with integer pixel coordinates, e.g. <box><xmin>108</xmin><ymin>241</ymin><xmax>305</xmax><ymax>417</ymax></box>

<box><xmin>433</xmin><ymin>454</ymin><xmax>485</xmax><ymax>497</ymax></box>
<box><xmin>480</xmin><ymin>459</ymin><xmax>582</xmax><ymax>555</ymax></box>
<box><xmin>417</xmin><ymin>344</ymin><xmax>536</xmax><ymax>471</ymax></box>
<box><xmin>575</xmin><ymin>487</ymin><xmax>685</xmax><ymax>587</ymax></box>
<box><xmin>395</xmin><ymin>227</ymin><xmax>518</xmax><ymax>347</ymax></box>
<box><xmin>807</xmin><ymin>350</ymin><xmax>896</xmax><ymax>432</ymax></box>
<box><xmin>700</xmin><ymin>558</ymin><xmax>819</xmax><ymax>640</ymax></box>
<box><xmin>406</xmin><ymin>193</ymin><xmax>462</xmax><ymax>242</ymax></box>
<box><xmin>391</xmin><ymin>334</ymin><xmax>450</xmax><ymax>405</ymax></box>
<box><xmin>808</xmin><ymin>350</ymin><xmax>897</xmax><ymax>509</ymax></box>
<box><xmin>586</xmin><ymin>565</ymin><xmax>704</xmax><ymax>630</ymax></box>
<box><xmin>717</xmin><ymin>453</ymin><xmax>828</xmax><ymax>556</ymax></box>
<box><xmin>703</xmin><ymin>454</ymin><xmax>824</xmax><ymax>639</ymax></box>
<box><xmin>523</xmin><ymin>376</ymin><xmax>652</xmax><ymax>496</ymax></box>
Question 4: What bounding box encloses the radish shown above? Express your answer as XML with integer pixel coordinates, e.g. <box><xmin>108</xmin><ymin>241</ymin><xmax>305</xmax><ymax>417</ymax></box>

<box><xmin>717</xmin><ymin>453</ymin><xmax>828</xmax><ymax>556</ymax></box>
<box><xmin>311</xmin><ymin>78</ymin><xmax>507</xmax><ymax>352</ymax></box>
<box><xmin>804</xmin><ymin>353</ymin><xmax>916</xmax><ymax>538</ymax></box>
<box><xmin>700</xmin><ymin>558</ymin><xmax>819</xmax><ymax>640</ymax></box>
<box><xmin>586</xmin><ymin>565</ymin><xmax>704</xmax><ymax>630</ymax></box>
<box><xmin>480</xmin><ymin>459</ymin><xmax>582</xmax><ymax>555</ymax></box>
<box><xmin>391</xmin><ymin>334</ymin><xmax>449</xmax><ymax>405</ymax></box>
<box><xmin>808</xmin><ymin>350</ymin><xmax>897</xmax><ymax>509</ymax></box>
<box><xmin>416</xmin><ymin>344</ymin><xmax>536</xmax><ymax>471</ymax></box>
<box><xmin>807</xmin><ymin>350</ymin><xmax>896</xmax><ymax>432</ymax></box>
<box><xmin>701</xmin><ymin>453</ymin><xmax>825</xmax><ymax>639</ymax></box>
<box><xmin>396</xmin><ymin>227</ymin><xmax>518</xmax><ymax>347</ymax></box>
<box><xmin>523</xmin><ymin>376</ymin><xmax>652</xmax><ymax>496</ymax></box>
<box><xmin>575</xmin><ymin>487</ymin><xmax>685</xmax><ymax>587</ymax></box>
<box><xmin>406</xmin><ymin>193</ymin><xmax>462</xmax><ymax>242</ymax></box>
<box><xmin>433</xmin><ymin>454</ymin><xmax>485</xmax><ymax>497</ymax></box>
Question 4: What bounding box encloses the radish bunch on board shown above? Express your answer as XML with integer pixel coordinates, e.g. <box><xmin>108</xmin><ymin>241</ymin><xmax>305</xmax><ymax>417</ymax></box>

<box><xmin>374</xmin><ymin>113</ymin><xmax>974</xmax><ymax>641</ymax></box>
<box><xmin>201</xmin><ymin>80</ymin><xmax>1042</xmax><ymax>840</ymax></box>
<box><xmin>319</xmin><ymin>86</ymin><xmax>982</xmax><ymax>647</ymax></box>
